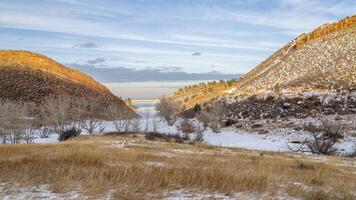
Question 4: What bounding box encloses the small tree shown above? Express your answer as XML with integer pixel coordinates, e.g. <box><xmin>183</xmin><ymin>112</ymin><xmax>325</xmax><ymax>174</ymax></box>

<box><xmin>0</xmin><ymin>100</ymin><xmax>30</xmax><ymax>144</ymax></box>
<box><xmin>77</xmin><ymin>99</ymin><xmax>103</xmax><ymax>134</ymax></box>
<box><xmin>197</xmin><ymin>111</ymin><xmax>211</xmax><ymax>130</ymax></box>
<box><xmin>107</xmin><ymin>103</ymin><xmax>133</xmax><ymax>133</ymax></box>
<box><xmin>41</xmin><ymin>95</ymin><xmax>80</xmax><ymax>138</ymax></box>
<box><xmin>273</xmin><ymin>83</ymin><xmax>281</xmax><ymax>96</ymax></box>
<box><xmin>209</xmin><ymin>103</ymin><xmax>225</xmax><ymax>133</ymax></box>
<box><xmin>193</xmin><ymin>103</ymin><xmax>201</xmax><ymax>113</ymax></box>
<box><xmin>156</xmin><ymin>96</ymin><xmax>179</xmax><ymax>126</ymax></box>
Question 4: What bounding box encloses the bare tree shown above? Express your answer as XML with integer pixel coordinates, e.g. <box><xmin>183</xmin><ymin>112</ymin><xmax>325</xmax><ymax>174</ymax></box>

<box><xmin>130</xmin><ymin>118</ymin><xmax>141</xmax><ymax>133</ymax></box>
<box><xmin>38</xmin><ymin>127</ymin><xmax>53</xmax><ymax>138</ymax></box>
<box><xmin>97</xmin><ymin>123</ymin><xmax>107</xmax><ymax>134</ymax></box>
<box><xmin>197</xmin><ymin>111</ymin><xmax>211</xmax><ymax>130</ymax></box>
<box><xmin>0</xmin><ymin>100</ymin><xmax>30</xmax><ymax>144</ymax></box>
<box><xmin>107</xmin><ymin>104</ymin><xmax>133</xmax><ymax>133</ymax></box>
<box><xmin>77</xmin><ymin>99</ymin><xmax>103</xmax><ymax>134</ymax></box>
<box><xmin>156</xmin><ymin>96</ymin><xmax>180</xmax><ymax>126</ymax></box>
<box><xmin>23</xmin><ymin>129</ymin><xmax>35</xmax><ymax>144</ymax></box>
<box><xmin>41</xmin><ymin>95</ymin><xmax>80</xmax><ymax>136</ymax></box>
<box><xmin>209</xmin><ymin>103</ymin><xmax>225</xmax><ymax>133</ymax></box>
<box><xmin>143</xmin><ymin>112</ymin><xmax>150</xmax><ymax>133</ymax></box>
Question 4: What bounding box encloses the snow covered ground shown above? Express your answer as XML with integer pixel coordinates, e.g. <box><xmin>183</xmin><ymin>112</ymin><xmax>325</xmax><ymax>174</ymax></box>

<box><xmin>3</xmin><ymin>102</ymin><xmax>355</xmax><ymax>156</ymax></box>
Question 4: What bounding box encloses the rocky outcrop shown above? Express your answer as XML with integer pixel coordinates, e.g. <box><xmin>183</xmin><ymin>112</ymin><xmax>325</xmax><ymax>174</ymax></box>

<box><xmin>295</xmin><ymin>15</ymin><xmax>356</xmax><ymax>48</ymax></box>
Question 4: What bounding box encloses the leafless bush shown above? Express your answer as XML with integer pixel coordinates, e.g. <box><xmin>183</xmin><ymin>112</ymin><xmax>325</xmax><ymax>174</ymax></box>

<box><xmin>177</xmin><ymin>119</ymin><xmax>195</xmax><ymax>134</ymax></box>
<box><xmin>58</xmin><ymin>126</ymin><xmax>81</xmax><ymax>141</ymax></box>
<box><xmin>38</xmin><ymin>127</ymin><xmax>53</xmax><ymax>138</ymax></box>
<box><xmin>290</xmin><ymin>120</ymin><xmax>344</xmax><ymax>155</ymax></box>
<box><xmin>24</xmin><ymin>129</ymin><xmax>35</xmax><ymax>144</ymax></box>
<box><xmin>194</xmin><ymin>125</ymin><xmax>205</xmax><ymax>142</ymax></box>
<box><xmin>0</xmin><ymin>100</ymin><xmax>30</xmax><ymax>144</ymax></box>
<box><xmin>156</xmin><ymin>96</ymin><xmax>179</xmax><ymax>126</ymax></box>
<box><xmin>144</xmin><ymin>132</ymin><xmax>181</xmax><ymax>142</ymax></box>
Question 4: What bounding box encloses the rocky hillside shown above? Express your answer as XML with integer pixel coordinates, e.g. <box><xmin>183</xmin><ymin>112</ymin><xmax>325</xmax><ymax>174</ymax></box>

<box><xmin>236</xmin><ymin>15</ymin><xmax>356</xmax><ymax>95</ymax></box>
<box><xmin>173</xmin><ymin>15</ymin><xmax>355</xmax><ymax>110</ymax></box>
<box><xmin>0</xmin><ymin>50</ymin><xmax>134</xmax><ymax>115</ymax></box>
<box><xmin>172</xmin><ymin>79</ymin><xmax>239</xmax><ymax>109</ymax></box>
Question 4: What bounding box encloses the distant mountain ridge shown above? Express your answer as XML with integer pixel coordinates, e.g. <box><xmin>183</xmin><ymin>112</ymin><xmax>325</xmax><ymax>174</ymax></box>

<box><xmin>0</xmin><ymin>50</ymin><xmax>133</xmax><ymax>115</ymax></box>
<box><xmin>69</xmin><ymin>63</ymin><xmax>239</xmax><ymax>83</ymax></box>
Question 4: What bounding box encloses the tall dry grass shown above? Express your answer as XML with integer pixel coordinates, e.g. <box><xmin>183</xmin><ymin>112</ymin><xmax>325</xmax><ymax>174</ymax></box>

<box><xmin>0</xmin><ymin>135</ymin><xmax>355</xmax><ymax>199</ymax></box>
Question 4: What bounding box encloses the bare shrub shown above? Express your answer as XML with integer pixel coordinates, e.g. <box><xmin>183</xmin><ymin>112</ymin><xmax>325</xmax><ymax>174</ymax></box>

<box><xmin>0</xmin><ymin>100</ymin><xmax>30</xmax><ymax>144</ymax></box>
<box><xmin>58</xmin><ymin>126</ymin><xmax>81</xmax><ymax>141</ymax></box>
<box><xmin>177</xmin><ymin>119</ymin><xmax>195</xmax><ymax>134</ymax></box>
<box><xmin>145</xmin><ymin>132</ymin><xmax>182</xmax><ymax>143</ymax></box>
<box><xmin>23</xmin><ymin>129</ymin><xmax>35</xmax><ymax>144</ymax></box>
<box><xmin>156</xmin><ymin>96</ymin><xmax>179</xmax><ymax>126</ymax></box>
<box><xmin>38</xmin><ymin>127</ymin><xmax>53</xmax><ymax>138</ymax></box>
<box><xmin>291</xmin><ymin>120</ymin><xmax>344</xmax><ymax>155</ymax></box>
<box><xmin>194</xmin><ymin>125</ymin><xmax>205</xmax><ymax>142</ymax></box>
<box><xmin>77</xmin><ymin>99</ymin><xmax>103</xmax><ymax>134</ymax></box>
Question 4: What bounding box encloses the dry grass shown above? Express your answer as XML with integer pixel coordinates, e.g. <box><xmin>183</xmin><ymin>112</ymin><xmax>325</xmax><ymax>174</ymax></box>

<box><xmin>0</xmin><ymin>135</ymin><xmax>355</xmax><ymax>199</ymax></box>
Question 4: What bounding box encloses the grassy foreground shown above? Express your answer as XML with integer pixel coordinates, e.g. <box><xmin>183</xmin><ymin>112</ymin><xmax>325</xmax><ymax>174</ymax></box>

<box><xmin>0</xmin><ymin>135</ymin><xmax>355</xmax><ymax>199</ymax></box>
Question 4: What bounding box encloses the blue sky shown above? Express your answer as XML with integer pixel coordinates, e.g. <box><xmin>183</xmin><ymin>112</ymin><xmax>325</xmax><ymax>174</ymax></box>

<box><xmin>0</xmin><ymin>0</ymin><xmax>355</xmax><ymax>74</ymax></box>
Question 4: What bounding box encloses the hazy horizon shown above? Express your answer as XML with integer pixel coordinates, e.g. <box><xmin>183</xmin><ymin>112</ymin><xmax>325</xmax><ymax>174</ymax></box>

<box><xmin>104</xmin><ymin>80</ymin><xmax>214</xmax><ymax>100</ymax></box>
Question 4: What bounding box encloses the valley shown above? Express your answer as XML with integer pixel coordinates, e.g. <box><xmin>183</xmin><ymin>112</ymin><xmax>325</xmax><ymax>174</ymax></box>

<box><xmin>0</xmin><ymin>2</ymin><xmax>355</xmax><ymax>199</ymax></box>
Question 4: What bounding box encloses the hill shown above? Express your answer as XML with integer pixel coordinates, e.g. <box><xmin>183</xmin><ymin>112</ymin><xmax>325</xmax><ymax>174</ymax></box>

<box><xmin>236</xmin><ymin>15</ymin><xmax>355</xmax><ymax>95</ymax></box>
<box><xmin>0</xmin><ymin>50</ymin><xmax>134</xmax><ymax>115</ymax></box>
<box><xmin>173</xmin><ymin>15</ymin><xmax>356</xmax><ymax>110</ymax></box>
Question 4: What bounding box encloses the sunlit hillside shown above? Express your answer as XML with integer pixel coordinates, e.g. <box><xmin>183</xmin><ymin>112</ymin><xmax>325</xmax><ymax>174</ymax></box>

<box><xmin>172</xmin><ymin>79</ymin><xmax>238</xmax><ymax>108</ymax></box>
<box><xmin>0</xmin><ymin>50</ymin><xmax>110</xmax><ymax>93</ymax></box>
<box><xmin>0</xmin><ymin>50</ymin><xmax>134</xmax><ymax>115</ymax></box>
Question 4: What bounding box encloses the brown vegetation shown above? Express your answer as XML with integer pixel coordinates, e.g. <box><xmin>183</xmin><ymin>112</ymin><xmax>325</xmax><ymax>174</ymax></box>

<box><xmin>0</xmin><ymin>50</ymin><xmax>135</xmax><ymax>118</ymax></box>
<box><xmin>0</xmin><ymin>135</ymin><xmax>355</xmax><ymax>199</ymax></box>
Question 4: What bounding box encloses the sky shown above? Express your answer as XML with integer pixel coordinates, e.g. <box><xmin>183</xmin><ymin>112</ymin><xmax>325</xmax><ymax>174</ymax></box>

<box><xmin>0</xmin><ymin>0</ymin><xmax>355</xmax><ymax>76</ymax></box>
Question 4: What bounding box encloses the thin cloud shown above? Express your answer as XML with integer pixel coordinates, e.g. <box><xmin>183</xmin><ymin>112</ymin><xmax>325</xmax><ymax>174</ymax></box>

<box><xmin>73</xmin><ymin>42</ymin><xmax>100</xmax><ymax>48</ymax></box>
<box><xmin>192</xmin><ymin>52</ymin><xmax>202</xmax><ymax>56</ymax></box>
<box><xmin>87</xmin><ymin>57</ymin><xmax>106</xmax><ymax>64</ymax></box>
